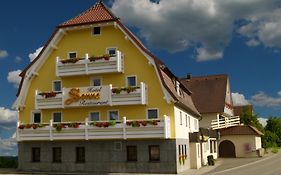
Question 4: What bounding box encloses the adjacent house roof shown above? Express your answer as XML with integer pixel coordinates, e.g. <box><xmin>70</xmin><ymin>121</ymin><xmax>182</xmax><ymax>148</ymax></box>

<box><xmin>181</xmin><ymin>74</ymin><xmax>230</xmax><ymax>114</ymax></box>
<box><xmin>15</xmin><ymin>1</ymin><xmax>200</xmax><ymax>117</ymax></box>
<box><xmin>220</xmin><ymin>125</ymin><xmax>263</xmax><ymax>136</ymax></box>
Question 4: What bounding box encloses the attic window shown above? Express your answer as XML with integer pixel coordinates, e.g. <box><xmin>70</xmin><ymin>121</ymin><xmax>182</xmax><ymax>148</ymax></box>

<box><xmin>92</xmin><ymin>27</ymin><xmax>101</xmax><ymax>35</ymax></box>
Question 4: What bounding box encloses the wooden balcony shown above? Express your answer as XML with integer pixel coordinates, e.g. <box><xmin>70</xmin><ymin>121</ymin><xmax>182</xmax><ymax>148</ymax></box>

<box><xmin>211</xmin><ymin>116</ymin><xmax>240</xmax><ymax>130</ymax></box>
<box><xmin>35</xmin><ymin>82</ymin><xmax>147</xmax><ymax>109</ymax></box>
<box><xmin>56</xmin><ymin>51</ymin><xmax>123</xmax><ymax>77</ymax></box>
<box><xmin>16</xmin><ymin>116</ymin><xmax>171</xmax><ymax>141</ymax></box>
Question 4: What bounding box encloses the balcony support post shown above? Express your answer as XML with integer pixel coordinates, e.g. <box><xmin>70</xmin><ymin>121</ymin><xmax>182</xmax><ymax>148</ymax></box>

<box><xmin>50</xmin><ymin>119</ymin><xmax>53</xmax><ymax>141</ymax></box>
<box><xmin>56</xmin><ymin>57</ymin><xmax>60</xmax><ymax>77</ymax></box>
<box><xmin>85</xmin><ymin>53</ymin><xmax>89</xmax><ymax>74</ymax></box>
<box><xmin>117</xmin><ymin>51</ymin><xmax>122</xmax><ymax>72</ymax></box>
<box><xmin>85</xmin><ymin>118</ymin><xmax>89</xmax><ymax>140</ymax></box>
<box><xmin>140</xmin><ymin>82</ymin><xmax>146</xmax><ymax>105</ymax></box>
<box><xmin>123</xmin><ymin>116</ymin><xmax>127</xmax><ymax>140</ymax></box>
<box><xmin>109</xmin><ymin>84</ymin><xmax>113</xmax><ymax>106</ymax></box>
<box><xmin>16</xmin><ymin>121</ymin><xmax>20</xmax><ymax>141</ymax></box>
<box><xmin>164</xmin><ymin>115</ymin><xmax>170</xmax><ymax>139</ymax></box>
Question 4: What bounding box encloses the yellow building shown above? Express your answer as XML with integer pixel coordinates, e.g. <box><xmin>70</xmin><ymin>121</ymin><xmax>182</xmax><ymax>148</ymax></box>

<box><xmin>14</xmin><ymin>2</ymin><xmax>200</xmax><ymax>174</ymax></box>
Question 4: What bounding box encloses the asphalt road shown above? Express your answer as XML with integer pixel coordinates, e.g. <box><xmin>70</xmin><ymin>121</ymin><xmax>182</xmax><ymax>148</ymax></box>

<box><xmin>209</xmin><ymin>153</ymin><xmax>281</xmax><ymax>175</ymax></box>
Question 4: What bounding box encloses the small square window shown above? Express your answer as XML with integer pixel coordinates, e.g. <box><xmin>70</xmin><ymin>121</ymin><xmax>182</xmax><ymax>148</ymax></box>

<box><xmin>147</xmin><ymin>109</ymin><xmax>158</xmax><ymax>119</ymax></box>
<box><xmin>90</xmin><ymin>112</ymin><xmax>100</xmax><ymax>121</ymax></box>
<box><xmin>127</xmin><ymin>76</ymin><xmax>136</xmax><ymax>87</ymax></box>
<box><xmin>108</xmin><ymin>111</ymin><xmax>119</xmax><ymax>120</ymax></box>
<box><xmin>149</xmin><ymin>145</ymin><xmax>160</xmax><ymax>161</ymax></box>
<box><xmin>53</xmin><ymin>147</ymin><xmax>62</xmax><ymax>163</ymax></box>
<box><xmin>68</xmin><ymin>52</ymin><xmax>77</xmax><ymax>59</ymax></box>
<box><xmin>33</xmin><ymin>112</ymin><xmax>41</xmax><ymax>123</ymax></box>
<box><xmin>107</xmin><ymin>48</ymin><xmax>116</xmax><ymax>56</ymax></box>
<box><xmin>53</xmin><ymin>81</ymin><xmax>61</xmax><ymax>92</ymax></box>
<box><xmin>32</xmin><ymin>147</ymin><xmax>40</xmax><ymax>162</ymax></box>
<box><xmin>127</xmin><ymin>146</ymin><xmax>137</xmax><ymax>161</ymax></box>
<box><xmin>92</xmin><ymin>78</ymin><xmax>101</xmax><ymax>86</ymax></box>
<box><xmin>76</xmin><ymin>147</ymin><xmax>85</xmax><ymax>163</ymax></box>
<box><xmin>53</xmin><ymin>112</ymin><xmax>62</xmax><ymax>123</ymax></box>
<box><xmin>92</xmin><ymin>27</ymin><xmax>101</xmax><ymax>35</ymax></box>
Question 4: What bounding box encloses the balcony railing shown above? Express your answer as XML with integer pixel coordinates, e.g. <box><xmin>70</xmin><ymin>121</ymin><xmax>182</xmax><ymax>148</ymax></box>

<box><xmin>35</xmin><ymin>82</ymin><xmax>147</xmax><ymax>109</ymax></box>
<box><xmin>56</xmin><ymin>51</ymin><xmax>123</xmax><ymax>77</ymax></box>
<box><xmin>16</xmin><ymin>116</ymin><xmax>171</xmax><ymax>141</ymax></box>
<box><xmin>211</xmin><ymin>116</ymin><xmax>240</xmax><ymax>130</ymax></box>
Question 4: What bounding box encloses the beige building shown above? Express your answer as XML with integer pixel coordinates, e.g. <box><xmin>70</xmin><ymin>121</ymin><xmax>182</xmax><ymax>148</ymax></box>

<box><xmin>219</xmin><ymin>125</ymin><xmax>263</xmax><ymax>157</ymax></box>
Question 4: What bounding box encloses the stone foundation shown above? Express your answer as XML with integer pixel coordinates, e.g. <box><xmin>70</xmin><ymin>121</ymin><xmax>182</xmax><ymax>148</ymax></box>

<box><xmin>18</xmin><ymin>139</ymin><xmax>184</xmax><ymax>173</ymax></box>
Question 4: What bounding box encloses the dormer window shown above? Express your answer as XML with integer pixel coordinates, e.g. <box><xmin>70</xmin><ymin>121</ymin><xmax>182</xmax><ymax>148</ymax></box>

<box><xmin>68</xmin><ymin>52</ymin><xmax>77</xmax><ymax>59</ymax></box>
<box><xmin>92</xmin><ymin>27</ymin><xmax>101</xmax><ymax>36</ymax></box>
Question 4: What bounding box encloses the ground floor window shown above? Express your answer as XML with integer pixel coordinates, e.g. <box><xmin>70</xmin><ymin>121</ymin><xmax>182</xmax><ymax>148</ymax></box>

<box><xmin>53</xmin><ymin>147</ymin><xmax>62</xmax><ymax>163</ymax></box>
<box><xmin>76</xmin><ymin>147</ymin><xmax>85</xmax><ymax>163</ymax></box>
<box><xmin>210</xmin><ymin>140</ymin><xmax>213</xmax><ymax>153</ymax></box>
<box><xmin>32</xmin><ymin>147</ymin><xmax>40</xmax><ymax>162</ymax></box>
<box><xmin>149</xmin><ymin>145</ymin><xmax>160</xmax><ymax>161</ymax></box>
<box><xmin>127</xmin><ymin>146</ymin><xmax>137</xmax><ymax>161</ymax></box>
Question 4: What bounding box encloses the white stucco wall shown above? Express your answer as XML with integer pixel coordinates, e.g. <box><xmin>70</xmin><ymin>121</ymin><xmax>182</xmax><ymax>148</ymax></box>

<box><xmin>190</xmin><ymin>143</ymin><xmax>201</xmax><ymax>169</ymax></box>
<box><xmin>220</xmin><ymin>135</ymin><xmax>261</xmax><ymax>157</ymax></box>
<box><xmin>174</xmin><ymin>106</ymin><xmax>199</xmax><ymax>139</ymax></box>
<box><xmin>255</xmin><ymin>137</ymin><xmax>262</xmax><ymax>149</ymax></box>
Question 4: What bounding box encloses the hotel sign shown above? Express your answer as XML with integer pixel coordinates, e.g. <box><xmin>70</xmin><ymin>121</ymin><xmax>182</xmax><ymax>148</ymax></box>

<box><xmin>64</xmin><ymin>86</ymin><xmax>110</xmax><ymax>107</ymax></box>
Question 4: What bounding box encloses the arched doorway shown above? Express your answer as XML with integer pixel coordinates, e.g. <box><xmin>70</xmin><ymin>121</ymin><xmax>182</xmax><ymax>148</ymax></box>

<box><xmin>219</xmin><ymin>140</ymin><xmax>236</xmax><ymax>158</ymax></box>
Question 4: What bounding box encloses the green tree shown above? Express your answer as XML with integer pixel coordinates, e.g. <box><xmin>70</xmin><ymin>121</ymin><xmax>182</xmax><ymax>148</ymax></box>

<box><xmin>263</xmin><ymin>117</ymin><xmax>281</xmax><ymax>148</ymax></box>
<box><xmin>239</xmin><ymin>106</ymin><xmax>264</xmax><ymax>133</ymax></box>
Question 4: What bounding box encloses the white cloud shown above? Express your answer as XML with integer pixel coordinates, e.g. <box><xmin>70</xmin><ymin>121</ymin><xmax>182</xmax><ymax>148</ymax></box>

<box><xmin>0</xmin><ymin>133</ymin><xmax>17</xmax><ymax>156</ymax></box>
<box><xmin>238</xmin><ymin>8</ymin><xmax>281</xmax><ymax>49</ymax></box>
<box><xmin>251</xmin><ymin>91</ymin><xmax>281</xmax><ymax>108</ymax></box>
<box><xmin>29</xmin><ymin>47</ymin><xmax>43</xmax><ymax>62</ymax></box>
<box><xmin>246</xmin><ymin>39</ymin><xmax>260</xmax><ymax>47</ymax></box>
<box><xmin>232</xmin><ymin>92</ymin><xmax>250</xmax><ymax>106</ymax></box>
<box><xmin>111</xmin><ymin>0</ymin><xmax>281</xmax><ymax>61</ymax></box>
<box><xmin>0</xmin><ymin>50</ymin><xmax>8</xmax><ymax>59</ymax></box>
<box><xmin>7</xmin><ymin>70</ymin><xmax>22</xmax><ymax>88</ymax></box>
<box><xmin>258</xmin><ymin>118</ymin><xmax>268</xmax><ymax>127</ymax></box>
<box><xmin>0</xmin><ymin>107</ymin><xmax>18</xmax><ymax>124</ymax></box>
<box><xmin>15</xmin><ymin>56</ymin><xmax>22</xmax><ymax>62</ymax></box>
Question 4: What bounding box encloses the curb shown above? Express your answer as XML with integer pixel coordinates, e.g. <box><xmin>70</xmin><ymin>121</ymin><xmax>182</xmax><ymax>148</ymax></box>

<box><xmin>208</xmin><ymin>153</ymin><xmax>279</xmax><ymax>175</ymax></box>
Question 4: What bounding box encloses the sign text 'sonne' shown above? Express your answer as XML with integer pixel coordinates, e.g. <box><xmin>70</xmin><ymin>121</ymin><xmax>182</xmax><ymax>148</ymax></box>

<box><xmin>64</xmin><ymin>87</ymin><xmax>101</xmax><ymax>105</ymax></box>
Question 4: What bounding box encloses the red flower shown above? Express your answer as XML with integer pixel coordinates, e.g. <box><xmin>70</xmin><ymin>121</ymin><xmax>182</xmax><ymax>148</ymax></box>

<box><xmin>141</xmin><ymin>121</ymin><xmax>147</xmax><ymax>126</ymax></box>
<box><xmin>18</xmin><ymin>125</ymin><xmax>25</xmax><ymax>129</ymax></box>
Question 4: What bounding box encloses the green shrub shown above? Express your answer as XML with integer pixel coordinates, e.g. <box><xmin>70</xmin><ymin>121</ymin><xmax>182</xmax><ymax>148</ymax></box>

<box><xmin>271</xmin><ymin>147</ymin><xmax>279</xmax><ymax>154</ymax></box>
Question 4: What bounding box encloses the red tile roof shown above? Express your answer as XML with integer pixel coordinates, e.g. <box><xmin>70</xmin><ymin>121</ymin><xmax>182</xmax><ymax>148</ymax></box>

<box><xmin>181</xmin><ymin>74</ymin><xmax>229</xmax><ymax>114</ymax></box>
<box><xmin>59</xmin><ymin>1</ymin><xmax>118</xmax><ymax>28</ymax></box>
<box><xmin>220</xmin><ymin>125</ymin><xmax>263</xmax><ymax>136</ymax></box>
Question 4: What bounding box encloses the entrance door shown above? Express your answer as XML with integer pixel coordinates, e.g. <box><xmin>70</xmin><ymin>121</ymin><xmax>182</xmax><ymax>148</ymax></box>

<box><xmin>219</xmin><ymin>140</ymin><xmax>236</xmax><ymax>158</ymax></box>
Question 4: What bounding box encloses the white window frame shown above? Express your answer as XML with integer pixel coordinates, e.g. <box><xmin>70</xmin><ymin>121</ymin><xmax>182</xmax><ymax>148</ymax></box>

<box><xmin>52</xmin><ymin>111</ymin><xmax>62</xmax><ymax>123</ymax></box>
<box><xmin>92</xmin><ymin>26</ymin><xmax>101</xmax><ymax>36</ymax></box>
<box><xmin>106</xmin><ymin>47</ymin><xmax>117</xmax><ymax>56</ymax></box>
<box><xmin>108</xmin><ymin>110</ymin><xmax>119</xmax><ymax>120</ymax></box>
<box><xmin>180</xmin><ymin>111</ymin><xmax>182</xmax><ymax>126</ymax></box>
<box><xmin>52</xmin><ymin>80</ymin><xmax>62</xmax><ymax>92</ymax></box>
<box><xmin>185</xmin><ymin>114</ymin><xmax>188</xmax><ymax>127</ymax></box>
<box><xmin>90</xmin><ymin>77</ymin><xmax>102</xmax><ymax>87</ymax></box>
<box><xmin>68</xmin><ymin>51</ymin><xmax>77</xmax><ymax>59</ymax></box>
<box><xmin>146</xmin><ymin>108</ymin><xmax>159</xmax><ymax>119</ymax></box>
<box><xmin>31</xmin><ymin>110</ymin><xmax>42</xmax><ymax>123</ymax></box>
<box><xmin>126</xmin><ymin>75</ymin><xmax>137</xmax><ymax>87</ymax></box>
<box><xmin>89</xmin><ymin>111</ymin><xmax>100</xmax><ymax>121</ymax></box>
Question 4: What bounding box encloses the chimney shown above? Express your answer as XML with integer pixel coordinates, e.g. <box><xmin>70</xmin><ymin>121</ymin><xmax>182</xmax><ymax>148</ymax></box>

<box><xmin>186</xmin><ymin>73</ymin><xmax>192</xmax><ymax>79</ymax></box>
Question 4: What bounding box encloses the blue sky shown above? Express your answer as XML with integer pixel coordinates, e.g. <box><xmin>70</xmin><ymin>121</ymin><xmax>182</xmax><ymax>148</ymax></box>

<box><xmin>0</xmin><ymin>0</ymin><xmax>281</xmax><ymax>155</ymax></box>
